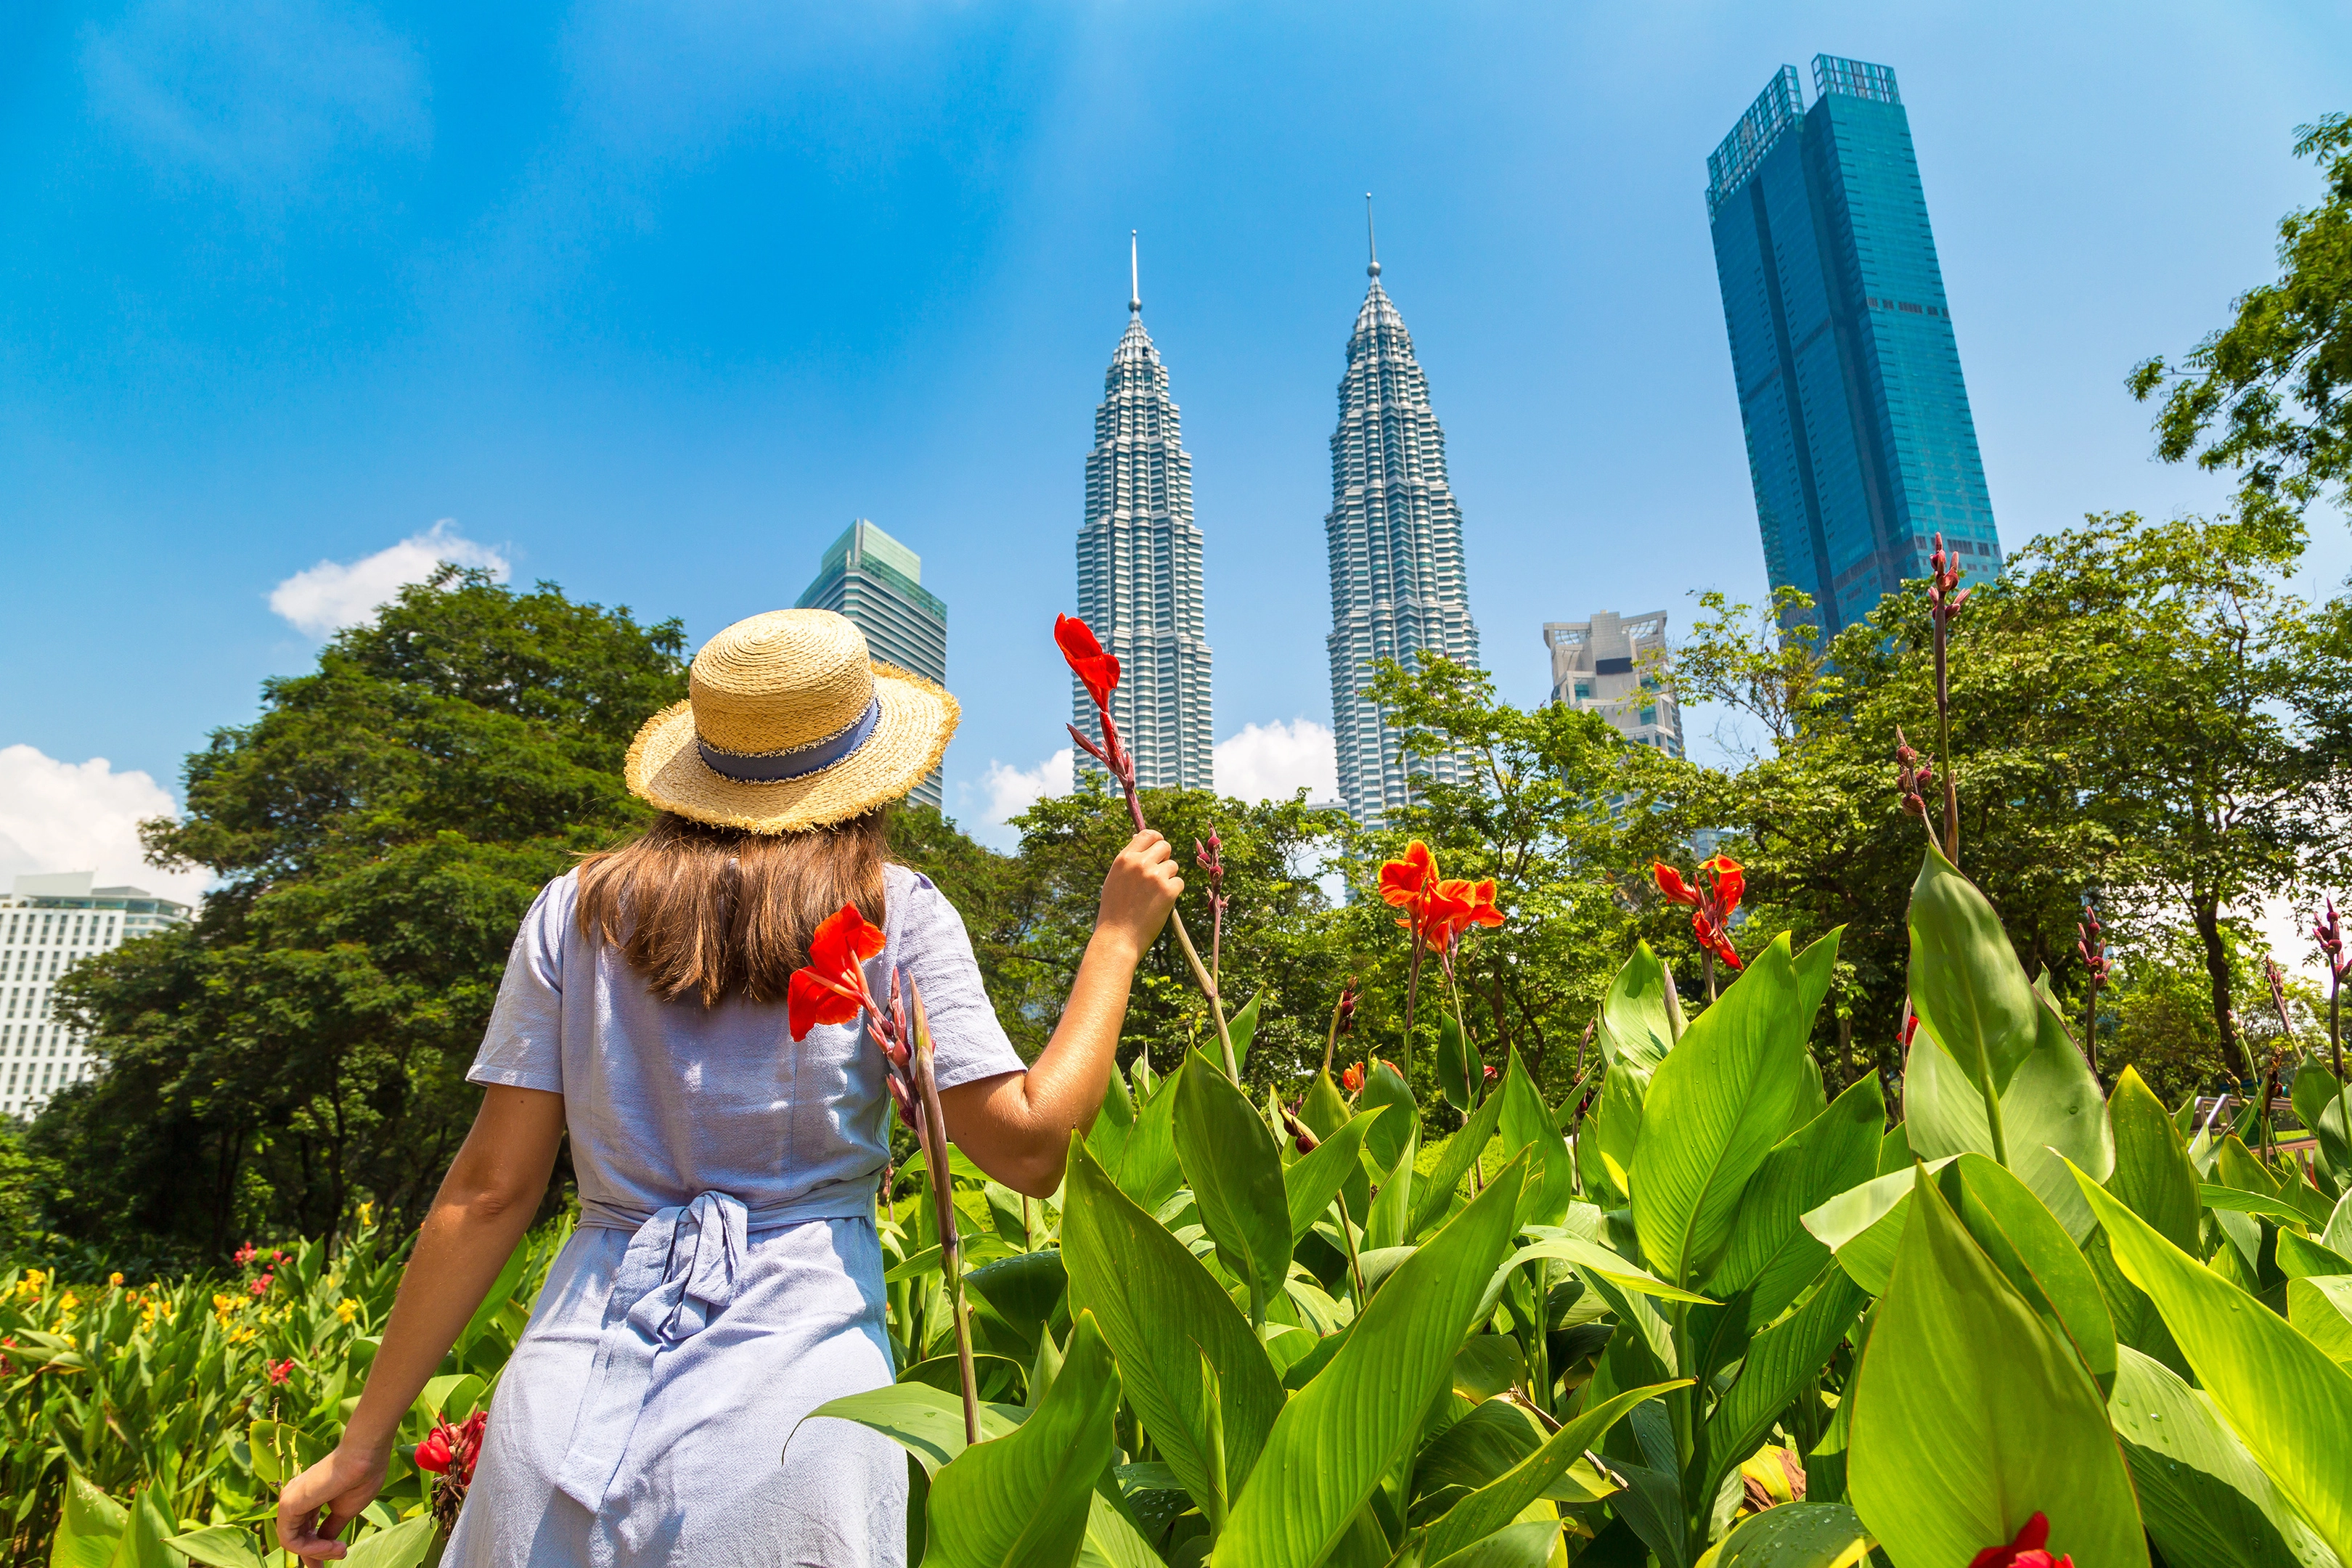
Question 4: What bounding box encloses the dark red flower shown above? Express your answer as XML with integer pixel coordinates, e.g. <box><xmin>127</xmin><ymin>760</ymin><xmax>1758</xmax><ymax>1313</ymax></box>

<box><xmin>416</xmin><ymin>1411</ymin><xmax>489</xmax><ymax>1488</ymax></box>
<box><xmin>788</xmin><ymin>905</ymin><xmax>886</xmax><ymax>1042</ymax></box>
<box><xmin>1055</xmin><ymin>614</ymin><xmax>1122</xmax><ymax>709</ymax></box>
<box><xmin>1968</xmin><ymin>1513</ymin><xmax>2070</xmax><ymax>1568</ymax></box>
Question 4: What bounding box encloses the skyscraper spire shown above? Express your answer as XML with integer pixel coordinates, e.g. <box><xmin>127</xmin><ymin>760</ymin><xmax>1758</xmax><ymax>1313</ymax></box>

<box><xmin>1074</xmin><ymin>240</ymin><xmax>1213</xmax><ymax>790</ymax></box>
<box><xmin>1323</xmin><ymin>221</ymin><xmax>1479</xmax><ymax>823</ymax></box>
<box><xmin>1365</xmin><ymin>193</ymin><xmax>1380</xmax><ymax>277</ymax></box>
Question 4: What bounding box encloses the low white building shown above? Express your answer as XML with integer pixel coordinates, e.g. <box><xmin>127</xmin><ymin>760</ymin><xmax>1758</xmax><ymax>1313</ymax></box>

<box><xmin>1</xmin><ymin>872</ymin><xmax>195</xmax><ymax>1119</ymax></box>
<box><xmin>1543</xmin><ymin>610</ymin><xmax>1683</xmax><ymax>758</ymax></box>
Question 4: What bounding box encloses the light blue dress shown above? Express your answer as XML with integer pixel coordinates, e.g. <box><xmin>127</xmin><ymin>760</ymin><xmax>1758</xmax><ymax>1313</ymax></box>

<box><xmin>445</xmin><ymin>863</ymin><xmax>1024</xmax><ymax>1568</ymax></box>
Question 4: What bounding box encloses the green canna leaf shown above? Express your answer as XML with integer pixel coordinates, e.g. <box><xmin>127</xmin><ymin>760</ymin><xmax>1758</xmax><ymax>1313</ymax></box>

<box><xmin>1597</xmin><ymin>941</ymin><xmax>1678</xmax><ymax>1084</ymax></box>
<box><xmin>2106</xmin><ymin>1066</ymin><xmax>2202</xmax><ymax>1252</ymax></box>
<box><xmin>1059</xmin><ymin>1136</ymin><xmax>1282</xmax><ymax>1519</ymax></box>
<box><xmin>1905</xmin><ymin>844</ymin><xmax>2040</xmax><ymax>1103</ymax></box>
<box><xmin>1701</xmin><ymin>1503</ymin><xmax>1875</xmax><ymax>1568</ymax></box>
<box><xmin>1411</xmin><ymin>1085</ymin><xmax>1506</xmax><ymax>1242</ymax></box>
<box><xmin>1577</xmin><ymin>1063</ymin><xmax>1644</xmax><ymax>1204</ymax></box>
<box><xmin>1077</xmin><ymin>1493</ymin><xmax>1165</xmax><ymax>1568</ymax></box>
<box><xmin>2290</xmin><ymin>1276</ymin><xmax>2352</xmax><ymax>1369</ymax></box>
<box><xmin>1495</xmin><ymin>1048</ymin><xmax>1574</xmax><ymax>1229</ymax></box>
<box><xmin>1360</xmin><ymin>1061</ymin><xmax>1418</xmax><ymax>1174</ymax></box>
<box><xmin>1632</xmin><ymin>933</ymin><xmax>1814</xmax><ymax>1289</ymax></box>
<box><xmin>1703</xmin><ymin>1268</ymin><xmax>1868</xmax><ymax>1503</ymax></box>
<box><xmin>1112</xmin><ymin>1055</ymin><xmax>1185</xmax><ymax>1215</ymax></box>
<box><xmin>1283</xmin><ymin>1106</ymin><xmax>1389</xmax><ymax>1244</ymax></box>
<box><xmin>1426</xmin><ymin>1520</ymin><xmax>1563</xmax><ymax>1568</ymax></box>
<box><xmin>162</xmin><ymin>1527</ymin><xmax>265</xmax><ymax>1568</ymax></box>
<box><xmin>925</xmin><ymin>1310</ymin><xmax>1122</xmax><ymax>1568</ymax></box>
<box><xmin>1174</xmin><ymin>1048</ymin><xmax>1293</xmax><ymax>1325</ymax></box>
<box><xmin>1848</xmin><ymin>1167</ymin><xmax>2146</xmax><ymax>1568</ymax></box>
<box><xmin>1435</xmin><ymin>1013</ymin><xmax>1482</xmax><ymax>1113</ymax></box>
<box><xmin>791</xmin><ymin>1382</ymin><xmax>1027</xmax><ymax>1478</ymax></box>
<box><xmin>339</xmin><ymin>1515</ymin><xmax>440</xmax><ymax>1568</ymax></box>
<box><xmin>1704</xmin><ymin>1074</ymin><xmax>1885</xmax><ymax>1303</ymax></box>
<box><xmin>1938</xmin><ymin>1153</ymin><xmax>2118</xmax><ymax>1393</ymax></box>
<box><xmin>2274</xmin><ymin>1230</ymin><xmax>2351</xmax><ymax>1281</ymax></box>
<box><xmin>2109</xmin><ymin>1343</ymin><xmax>2342</xmax><ymax>1568</ymax></box>
<box><xmin>1228</xmin><ymin>992</ymin><xmax>1261</xmax><ymax>1073</ymax></box>
<box><xmin>1903</xmin><ymin>994</ymin><xmax>2113</xmax><ymax>1241</ymax></box>
<box><xmin>1218</xmin><ymin>1154</ymin><xmax>1532</xmax><ymax>1568</ymax></box>
<box><xmin>1365</xmin><ymin>1131</ymin><xmax>1417</xmax><ymax>1253</ymax></box>
<box><xmin>1419</xmin><ymin>1381</ymin><xmax>1683</xmax><ymax>1559</ymax></box>
<box><xmin>2078</xmin><ymin>1161</ymin><xmax>2352</xmax><ymax>1561</ymax></box>
<box><xmin>53</xmin><ymin>1474</ymin><xmax>127</xmax><ymax>1568</ymax></box>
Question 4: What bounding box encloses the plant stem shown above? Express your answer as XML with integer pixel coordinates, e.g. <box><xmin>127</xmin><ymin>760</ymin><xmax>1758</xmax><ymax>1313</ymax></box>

<box><xmin>1332</xmin><ymin>1190</ymin><xmax>1368</xmax><ymax>1313</ymax></box>
<box><xmin>1402</xmin><ymin>942</ymin><xmax>1425</xmax><ymax>1083</ymax></box>
<box><xmin>1934</xmin><ymin>611</ymin><xmax>1960</xmax><ymax>867</ymax></box>
<box><xmin>1111</xmin><ymin>777</ymin><xmax>1238</xmax><ymax>1081</ymax></box>
<box><xmin>1702</xmin><ymin>949</ymin><xmax>1715</xmax><ymax>1005</ymax></box>
<box><xmin>909</xmin><ymin>982</ymin><xmax>979</xmax><ymax>1446</ymax></box>
<box><xmin>1319</xmin><ymin>992</ymin><xmax>1344</xmax><ymax>1080</ymax></box>
<box><xmin>1982</xmin><ymin>1062</ymin><xmax>2009</xmax><ymax>1168</ymax></box>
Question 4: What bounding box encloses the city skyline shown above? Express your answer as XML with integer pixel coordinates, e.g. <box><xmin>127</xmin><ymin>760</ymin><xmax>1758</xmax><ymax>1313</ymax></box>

<box><xmin>796</xmin><ymin>518</ymin><xmax>949</xmax><ymax>810</ymax></box>
<box><xmin>0</xmin><ymin>4</ymin><xmax>2329</xmax><ymax>868</ymax></box>
<box><xmin>1708</xmin><ymin>54</ymin><xmax>2002</xmax><ymax>635</ymax></box>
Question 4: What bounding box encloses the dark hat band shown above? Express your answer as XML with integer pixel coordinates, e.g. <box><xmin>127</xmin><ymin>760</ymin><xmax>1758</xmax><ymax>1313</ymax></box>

<box><xmin>696</xmin><ymin>697</ymin><xmax>881</xmax><ymax>783</ymax></box>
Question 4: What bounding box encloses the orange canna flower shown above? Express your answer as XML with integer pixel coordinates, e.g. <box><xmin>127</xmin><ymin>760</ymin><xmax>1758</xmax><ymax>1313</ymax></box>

<box><xmin>1341</xmin><ymin>1063</ymin><xmax>1365</xmax><ymax>1095</ymax></box>
<box><xmin>1379</xmin><ymin>841</ymin><xmax>1438</xmax><ymax>911</ymax></box>
<box><xmin>1653</xmin><ymin>855</ymin><xmax>1745</xmax><ymax>971</ymax></box>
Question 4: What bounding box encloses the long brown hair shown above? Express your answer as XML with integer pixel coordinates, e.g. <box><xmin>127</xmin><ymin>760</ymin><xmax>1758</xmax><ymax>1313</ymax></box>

<box><xmin>575</xmin><ymin>809</ymin><xmax>891</xmax><ymax>1008</ymax></box>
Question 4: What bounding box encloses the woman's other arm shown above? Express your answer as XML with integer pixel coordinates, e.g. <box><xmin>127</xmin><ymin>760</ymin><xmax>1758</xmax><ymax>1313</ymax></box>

<box><xmin>941</xmin><ymin>829</ymin><xmax>1182</xmax><ymax>1197</ymax></box>
<box><xmin>277</xmin><ymin>1085</ymin><xmax>565</xmax><ymax>1564</ymax></box>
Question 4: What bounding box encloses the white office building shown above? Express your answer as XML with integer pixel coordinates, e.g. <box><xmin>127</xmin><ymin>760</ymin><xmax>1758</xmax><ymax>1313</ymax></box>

<box><xmin>1543</xmin><ymin>610</ymin><xmax>1683</xmax><ymax>758</ymax></box>
<box><xmin>1</xmin><ymin>872</ymin><xmax>195</xmax><ymax>1119</ymax></box>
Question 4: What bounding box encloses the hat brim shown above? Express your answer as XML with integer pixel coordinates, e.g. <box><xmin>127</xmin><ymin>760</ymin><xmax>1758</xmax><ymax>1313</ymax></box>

<box><xmin>624</xmin><ymin>661</ymin><xmax>957</xmax><ymax>833</ymax></box>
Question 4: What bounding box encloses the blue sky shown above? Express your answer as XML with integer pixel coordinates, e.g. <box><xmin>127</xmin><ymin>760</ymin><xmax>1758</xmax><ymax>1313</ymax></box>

<box><xmin>3</xmin><ymin>0</ymin><xmax>2348</xmax><ymax>881</ymax></box>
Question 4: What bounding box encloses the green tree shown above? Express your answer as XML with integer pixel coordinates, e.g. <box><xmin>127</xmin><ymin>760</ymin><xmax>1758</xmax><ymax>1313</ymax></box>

<box><xmin>35</xmin><ymin>569</ymin><xmax>687</xmax><ymax>1262</ymax></box>
<box><xmin>1353</xmin><ymin>654</ymin><xmax>1693</xmax><ymax>1106</ymax></box>
<box><xmin>2131</xmin><ymin>114</ymin><xmax>2352</xmax><ymax>530</ymax></box>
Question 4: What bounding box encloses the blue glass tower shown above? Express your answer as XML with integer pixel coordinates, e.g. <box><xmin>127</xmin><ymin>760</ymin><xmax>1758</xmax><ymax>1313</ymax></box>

<box><xmin>1707</xmin><ymin>56</ymin><xmax>2000</xmax><ymax>634</ymax></box>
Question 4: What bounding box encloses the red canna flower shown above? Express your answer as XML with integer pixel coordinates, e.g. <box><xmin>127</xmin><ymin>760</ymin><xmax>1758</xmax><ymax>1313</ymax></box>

<box><xmin>1968</xmin><ymin>1513</ymin><xmax>2070</xmax><ymax>1568</ymax></box>
<box><xmin>250</xmin><ymin>1273</ymin><xmax>273</xmax><ymax>1296</ymax></box>
<box><xmin>267</xmin><ymin>1357</ymin><xmax>294</xmax><ymax>1386</ymax></box>
<box><xmin>788</xmin><ymin>905</ymin><xmax>887</xmax><ymax>1042</ymax></box>
<box><xmin>1654</xmin><ymin>856</ymin><xmax>1744</xmax><ymax>971</ymax></box>
<box><xmin>1341</xmin><ymin>1063</ymin><xmax>1364</xmax><ymax>1095</ymax></box>
<box><xmin>1421</xmin><ymin>878</ymin><xmax>1479</xmax><ymax>953</ymax></box>
<box><xmin>1379</xmin><ymin>841</ymin><xmax>1438</xmax><ymax>912</ymax></box>
<box><xmin>416</xmin><ymin>1410</ymin><xmax>489</xmax><ymax>1489</ymax></box>
<box><xmin>1055</xmin><ymin>614</ymin><xmax>1122</xmax><ymax>708</ymax></box>
<box><xmin>232</xmin><ymin>1244</ymin><xmax>257</xmax><ymax>1267</ymax></box>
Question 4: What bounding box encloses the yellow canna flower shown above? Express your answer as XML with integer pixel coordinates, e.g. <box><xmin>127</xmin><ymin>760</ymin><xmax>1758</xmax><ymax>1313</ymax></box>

<box><xmin>335</xmin><ymin>1299</ymin><xmax>359</xmax><ymax>1325</ymax></box>
<box><xmin>108</xmin><ymin>1273</ymin><xmax>124</xmax><ymax>1289</ymax></box>
<box><xmin>356</xmin><ymin>1202</ymin><xmax>374</xmax><ymax>1228</ymax></box>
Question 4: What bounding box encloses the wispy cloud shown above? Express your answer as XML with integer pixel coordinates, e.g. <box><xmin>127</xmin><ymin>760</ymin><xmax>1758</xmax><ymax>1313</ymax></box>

<box><xmin>960</xmin><ymin>748</ymin><xmax>1073</xmax><ymax>852</ymax></box>
<box><xmin>83</xmin><ymin>0</ymin><xmax>430</xmax><ymax>193</ymax></box>
<box><xmin>270</xmin><ymin>520</ymin><xmax>508</xmax><ymax>637</ymax></box>
<box><xmin>1214</xmin><ymin>718</ymin><xmax>1339</xmax><ymax>804</ymax></box>
<box><xmin>0</xmin><ymin>746</ymin><xmax>210</xmax><ymax>905</ymax></box>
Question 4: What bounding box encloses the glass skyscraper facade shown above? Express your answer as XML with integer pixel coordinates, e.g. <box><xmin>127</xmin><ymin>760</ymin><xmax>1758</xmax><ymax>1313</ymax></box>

<box><xmin>1707</xmin><ymin>56</ymin><xmax>2000</xmax><ymax>635</ymax></box>
<box><xmin>796</xmin><ymin>518</ymin><xmax>947</xmax><ymax>809</ymax></box>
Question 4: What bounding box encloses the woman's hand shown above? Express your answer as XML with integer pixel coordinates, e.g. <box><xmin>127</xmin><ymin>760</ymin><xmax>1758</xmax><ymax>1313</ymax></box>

<box><xmin>1095</xmin><ymin>829</ymin><xmax>1184</xmax><ymax>957</ymax></box>
<box><xmin>277</xmin><ymin>1441</ymin><xmax>389</xmax><ymax>1564</ymax></box>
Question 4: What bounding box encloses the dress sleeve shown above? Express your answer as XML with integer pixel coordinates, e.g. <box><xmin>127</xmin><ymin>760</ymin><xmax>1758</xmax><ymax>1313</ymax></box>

<box><xmin>891</xmin><ymin>875</ymin><xmax>1026</xmax><ymax>1093</ymax></box>
<box><xmin>467</xmin><ymin>874</ymin><xmax>573</xmax><ymax>1095</ymax></box>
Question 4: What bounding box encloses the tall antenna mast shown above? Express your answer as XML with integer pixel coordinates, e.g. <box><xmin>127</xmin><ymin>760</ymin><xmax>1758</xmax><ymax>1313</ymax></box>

<box><xmin>1365</xmin><ymin>193</ymin><xmax>1380</xmax><ymax>278</ymax></box>
<box><xmin>1130</xmin><ymin>229</ymin><xmax>1140</xmax><ymax>314</ymax></box>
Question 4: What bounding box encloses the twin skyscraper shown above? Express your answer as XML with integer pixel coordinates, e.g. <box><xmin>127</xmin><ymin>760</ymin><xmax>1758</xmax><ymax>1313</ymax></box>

<box><xmin>1074</xmin><ymin>217</ymin><xmax>1479</xmax><ymax>823</ymax></box>
<box><xmin>812</xmin><ymin>54</ymin><xmax>1998</xmax><ymax>827</ymax></box>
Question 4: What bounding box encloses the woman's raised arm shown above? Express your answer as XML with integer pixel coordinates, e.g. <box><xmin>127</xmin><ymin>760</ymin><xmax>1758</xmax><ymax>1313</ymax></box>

<box><xmin>941</xmin><ymin>829</ymin><xmax>1182</xmax><ymax>1196</ymax></box>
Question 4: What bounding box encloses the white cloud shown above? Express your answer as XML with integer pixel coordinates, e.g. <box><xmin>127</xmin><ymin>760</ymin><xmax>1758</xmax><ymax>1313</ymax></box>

<box><xmin>958</xmin><ymin>748</ymin><xmax>1073</xmax><ymax>852</ymax></box>
<box><xmin>270</xmin><ymin>520</ymin><xmax>509</xmax><ymax>637</ymax></box>
<box><xmin>1214</xmin><ymin>718</ymin><xmax>1339</xmax><ymax>804</ymax></box>
<box><xmin>0</xmin><ymin>746</ymin><xmax>210</xmax><ymax>906</ymax></box>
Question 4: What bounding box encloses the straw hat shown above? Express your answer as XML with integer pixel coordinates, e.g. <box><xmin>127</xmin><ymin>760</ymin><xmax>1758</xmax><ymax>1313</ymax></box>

<box><xmin>624</xmin><ymin>609</ymin><xmax>957</xmax><ymax>833</ymax></box>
